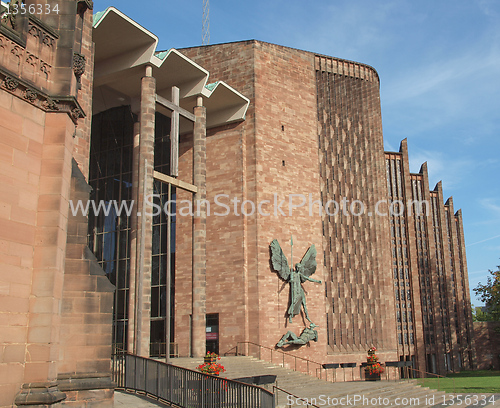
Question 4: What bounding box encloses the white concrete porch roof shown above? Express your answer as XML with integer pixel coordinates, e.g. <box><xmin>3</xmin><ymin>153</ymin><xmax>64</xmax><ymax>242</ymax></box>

<box><xmin>92</xmin><ymin>7</ymin><xmax>249</xmax><ymax>131</ymax></box>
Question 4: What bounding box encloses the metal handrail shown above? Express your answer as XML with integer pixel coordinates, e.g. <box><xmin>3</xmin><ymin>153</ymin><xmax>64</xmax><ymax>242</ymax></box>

<box><xmin>407</xmin><ymin>367</ymin><xmax>456</xmax><ymax>393</ymax></box>
<box><xmin>236</xmin><ymin>341</ymin><xmax>326</xmax><ymax>380</ymax></box>
<box><xmin>237</xmin><ymin>342</ymin><xmax>456</xmax><ymax>385</ymax></box>
<box><xmin>273</xmin><ymin>385</ymin><xmax>320</xmax><ymax>408</ymax></box>
<box><xmin>235</xmin><ymin>342</ymin><xmax>423</xmax><ymax>383</ymax></box>
<box><xmin>112</xmin><ymin>352</ymin><xmax>275</xmax><ymax>407</ymax></box>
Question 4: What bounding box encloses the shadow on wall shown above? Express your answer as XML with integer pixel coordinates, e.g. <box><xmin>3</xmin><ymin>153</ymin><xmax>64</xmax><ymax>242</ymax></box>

<box><xmin>473</xmin><ymin>322</ymin><xmax>500</xmax><ymax>370</ymax></box>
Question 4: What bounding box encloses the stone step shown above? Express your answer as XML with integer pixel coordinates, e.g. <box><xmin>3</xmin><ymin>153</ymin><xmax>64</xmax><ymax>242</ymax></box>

<box><xmin>171</xmin><ymin>356</ymin><xmax>457</xmax><ymax>408</ymax></box>
<box><xmin>385</xmin><ymin>389</ymin><xmax>445</xmax><ymax>408</ymax></box>
<box><xmin>276</xmin><ymin>382</ymin><xmax>431</xmax><ymax>407</ymax></box>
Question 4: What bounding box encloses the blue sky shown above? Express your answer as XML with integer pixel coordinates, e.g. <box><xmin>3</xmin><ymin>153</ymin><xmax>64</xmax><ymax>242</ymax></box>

<box><xmin>94</xmin><ymin>0</ymin><xmax>500</xmax><ymax>305</ymax></box>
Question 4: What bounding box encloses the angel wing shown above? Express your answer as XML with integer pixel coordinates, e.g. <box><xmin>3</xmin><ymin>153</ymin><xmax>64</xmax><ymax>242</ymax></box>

<box><xmin>298</xmin><ymin>244</ymin><xmax>317</xmax><ymax>279</ymax></box>
<box><xmin>270</xmin><ymin>239</ymin><xmax>290</xmax><ymax>281</ymax></box>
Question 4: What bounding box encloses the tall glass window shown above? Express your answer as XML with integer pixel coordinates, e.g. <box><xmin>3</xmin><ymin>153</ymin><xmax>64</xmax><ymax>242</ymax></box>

<box><xmin>88</xmin><ymin>107</ymin><xmax>176</xmax><ymax>355</ymax></box>
<box><xmin>88</xmin><ymin>106</ymin><xmax>135</xmax><ymax>352</ymax></box>
<box><xmin>150</xmin><ymin>112</ymin><xmax>176</xmax><ymax>357</ymax></box>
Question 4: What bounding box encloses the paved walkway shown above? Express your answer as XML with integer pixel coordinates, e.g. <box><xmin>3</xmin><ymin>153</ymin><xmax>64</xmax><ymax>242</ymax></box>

<box><xmin>114</xmin><ymin>390</ymin><xmax>168</xmax><ymax>407</ymax></box>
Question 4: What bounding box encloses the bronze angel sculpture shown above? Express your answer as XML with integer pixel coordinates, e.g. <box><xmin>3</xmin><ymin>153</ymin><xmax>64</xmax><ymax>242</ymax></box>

<box><xmin>270</xmin><ymin>238</ymin><xmax>321</xmax><ymax>325</ymax></box>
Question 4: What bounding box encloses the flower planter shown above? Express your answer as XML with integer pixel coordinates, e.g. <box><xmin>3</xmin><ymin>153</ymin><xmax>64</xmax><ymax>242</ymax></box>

<box><xmin>198</xmin><ymin>353</ymin><xmax>225</xmax><ymax>376</ymax></box>
<box><xmin>365</xmin><ymin>372</ymin><xmax>381</xmax><ymax>381</ymax></box>
<box><xmin>365</xmin><ymin>347</ymin><xmax>383</xmax><ymax>381</ymax></box>
<box><xmin>204</xmin><ymin>356</ymin><xmax>217</xmax><ymax>365</ymax></box>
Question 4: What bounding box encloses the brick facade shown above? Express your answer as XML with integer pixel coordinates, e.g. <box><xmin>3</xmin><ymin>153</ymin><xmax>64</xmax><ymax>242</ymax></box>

<box><xmin>177</xmin><ymin>41</ymin><xmax>259</xmax><ymax>358</ymax></box>
<box><xmin>385</xmin><ymin>142</ymin><xmax>475</xmax><ymax>375</ymax></box>
<box><xmin>316</xmin><ymin>54</ymin><xmax>397</xmax><ymax>362</ymax></box>
<box><xmin>473</xmin><ymin>322</ymin><xmax>500</xmax><ymax>370</ymax></box>
<box><xmin>178</xmin><ymin>40</ymin><xmax>475</xmax><ymax>376</ymax></box>
<box><xmin>178</xmin><ymin>41</ymin><xmax>399</xmax><ymax>373</ymax></box>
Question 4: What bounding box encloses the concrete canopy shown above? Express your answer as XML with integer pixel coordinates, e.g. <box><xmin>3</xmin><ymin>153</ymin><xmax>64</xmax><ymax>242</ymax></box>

<box><xmin>92</xmin><ymin>7</ymin><xmax>249</xmax><ymax>131</ymax></box>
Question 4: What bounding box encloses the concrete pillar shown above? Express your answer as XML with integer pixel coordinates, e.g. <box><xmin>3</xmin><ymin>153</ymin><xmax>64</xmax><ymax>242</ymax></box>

<box><xmin>191</xmin><ymin>100</ymin><xmax>207</xmax><ymax>358</ymax></box>
<box><xmin>128</xmin><ymin>122</ymin><xmax>140</xmax><ymax>353</ymax></box>
<box><xmin>135</xmin><ymin>66</ymin><xmax>156</xmax><ymax>357</ymax></box>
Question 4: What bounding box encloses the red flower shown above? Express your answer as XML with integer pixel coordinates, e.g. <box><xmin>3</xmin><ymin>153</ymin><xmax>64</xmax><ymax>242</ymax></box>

<box><xmin>365</xmin><ymin>362</ymin><xmax>384</xmax><ymax>375</ymax></box>
<box><xmin>197</xmin><ymin>362</ymin><xmax>226</xmax><ymax>375</ymax></box>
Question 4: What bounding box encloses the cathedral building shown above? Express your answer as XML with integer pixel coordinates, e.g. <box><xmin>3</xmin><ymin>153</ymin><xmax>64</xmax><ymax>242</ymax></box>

<box><xmin>178</xmin><ymin>41</ymin><xmax>475</xmax><ymax>375</ymax></box>
<box><xmin>0</xmin><ymin>2</ymin><xmax>475</xmax><ymax>407</ymax></box>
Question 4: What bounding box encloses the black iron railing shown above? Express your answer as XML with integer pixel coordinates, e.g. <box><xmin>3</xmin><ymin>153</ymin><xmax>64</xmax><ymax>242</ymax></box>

<box><xmin>235</xmin><ymin>342</ymin><xmax>412</xmax><ymax>382</ymax></box>
<box><xmin>235</xmin><ymin>341</ymin><xmax>325</xmax><ymax>380</ymax></box>
<box><xmin>408</xmin><ymin>367</ymin><xmax>456</xmax><ymax>392</ymax></box>
<box><xmin>112</xmin><ymin>352</ymin><xmax>275</xmax><ymax>408</ymax></box>
<box><xmin>273</xmin><ymin>386</ymin><xmax>320</xmax><ymax>408</ymax></box>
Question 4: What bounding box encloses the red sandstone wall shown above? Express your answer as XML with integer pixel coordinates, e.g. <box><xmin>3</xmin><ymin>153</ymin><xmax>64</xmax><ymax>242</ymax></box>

<box><xmin>73</xmin><ymin>9</ymin><xmax>94</xmax><ymax>178</ymax></box>
<box><xmin>315</xmin><ymin>55</ymin><xmax>397</xmax><ymax>366</ymax></box>
<box><xmin>0</xmin><ymin>2</ymin><xmax>108</xmax><ymax>406</ymax></box>
<box><xmin>176</xmin><ymin>134</ymin><xmax>194</xmax><ymax>357</ymax></box>
<box><xmin>177</xmin><ymin>42</ymin><xmax>256</xmax><ymax>357</ymax></box>
<box><xmin>251</xmin><ymin>42</ymin><xmax>326</xmax><ymax>364</ymax></box>
<box><xmin>0</xmin><ymin>102</ymin><xmax>77</xmax><ymax>406</ymax></box>
<box><xmin>0</xmin><ymin>88</ymin><xmax>46</xmax><ymax>407</ymax></box>
<box><xmin>179</xmin><ymin>41</ymin><xmax>399</xmax><ymax>375</ymax></box>
<box><xmin>58</xmin><ymin>163</ymin><xmax>113</xmax><ymax>373</ymax></box>
<box><xmin>473</xmin><ymin>322</ymin><xmax>500</xmax><ymax>370</ymax></box>
<box><xmin>179</xmin><ymin>41</ymin><xmax>327</xmax><ymax>365</ymax></box>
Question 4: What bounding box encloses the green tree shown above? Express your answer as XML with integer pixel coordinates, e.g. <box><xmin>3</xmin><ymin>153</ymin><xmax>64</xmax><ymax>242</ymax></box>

<box><xmin>473</xmin><ymin>265</ymin><xmax>500</xmax><ymax>321</ymax></box>
<box><xmin>472</xmin><ymin>305</ymin><xmax>496</xmax><ymax>322</ymax></box>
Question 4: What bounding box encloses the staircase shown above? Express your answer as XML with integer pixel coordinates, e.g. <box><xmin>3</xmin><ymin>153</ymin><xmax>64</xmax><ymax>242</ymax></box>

<box><xmin>171</xmin><ymin>356</ymin><xmax>452</xmax><ymax>407</ymax></box>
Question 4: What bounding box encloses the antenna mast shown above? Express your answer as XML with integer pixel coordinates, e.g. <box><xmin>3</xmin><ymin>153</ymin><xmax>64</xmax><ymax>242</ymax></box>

<box><xmin>202</xmin><ymin>0</ymin><xmax>210</xmax><ymax>45</ymax></box>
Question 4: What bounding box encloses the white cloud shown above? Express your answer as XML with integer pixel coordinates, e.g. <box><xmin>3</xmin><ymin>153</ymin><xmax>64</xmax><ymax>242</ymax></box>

<box><xmin>384</xmin><ymin>46</ymin><xmax>500</xmax><ymax>106</ymax></box>
<box><xmin>383</xmin><ymin>139</ymin><xmax>398</xmax><ymax>152</ymax></box>
<box><xmin>479</xmin><ymin>198</ymin><xmax>500</xmax><ymax>218</ymax></box>
<box><xmin>285</xmin><ymin>0</ymin><xmax>414</xmax><ymax>62</ymax></box>
<box><xmin>407</xmin><ymin>149</ymin><xmax>473</xmax><ymax>190</ymax></box>
<box><xmin>467</xmin><ymin>234</ymin><xmax>500</xmax><ymax>248</ymax></box>
<box><xmin>476</xmin><ymin>0</ymin><xmax>500</xmax><ymax>17</ymax></box>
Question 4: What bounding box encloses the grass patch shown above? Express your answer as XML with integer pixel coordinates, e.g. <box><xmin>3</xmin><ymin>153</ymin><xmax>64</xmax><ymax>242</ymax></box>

<box><xmin>448</xmin><ymin>370</ymin><xmax>500</xmax><ymax>378</ymax></box>
<box><xmin>417</xmin><ymin>371</ymin><xmax>500</xmax><ymax>393</ymax></box>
